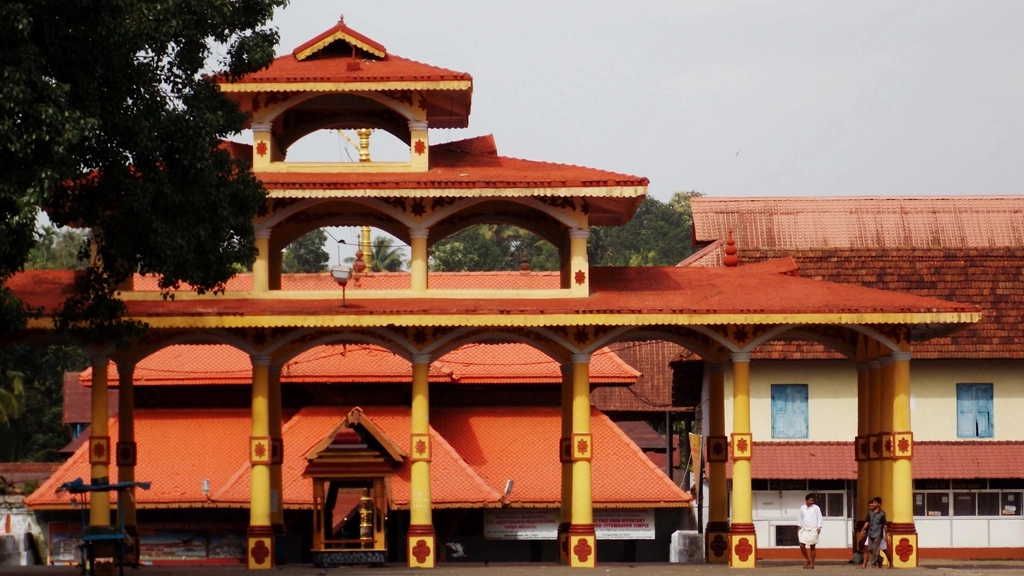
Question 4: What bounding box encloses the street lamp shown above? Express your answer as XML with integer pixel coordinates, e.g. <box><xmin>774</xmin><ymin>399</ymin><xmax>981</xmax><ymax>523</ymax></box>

<box><xmin>331</xmin><ymin>264</ymin><xmax>352</xmax><ymax>307</ymax></box>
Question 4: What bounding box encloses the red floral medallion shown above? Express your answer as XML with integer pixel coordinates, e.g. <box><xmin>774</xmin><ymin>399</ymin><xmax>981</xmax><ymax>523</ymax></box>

<box><xmin>413</xmin><ymin>140</ymin><xmax>426</xmax><ymax>155</ymax></box>
<box><xmin>736</xmin><ymin>437</ymin><xmax>749</xmax><ymax>454</ymax></box>
<box><xmin>709</xmin><ymin>534</ymin><xmax>728</xmax><ymax>557</ymax></box>
<box><xmin>254</xmin><ymin>442</ymin><xmax>267</xmax><ymax>459</ymax></box>
<box><xmin>898</xmin><ymin>436</ymin><xmax>910</xmax><ymax>453</ymax></box>
<box><xmin>93</xmin><ymin>442</ymin><xmax>106</xmax><ymax>459</ymax></box>
<box><xmin>574</xmin><ymin>269</ymin><xmax>586</xmax><ymax>285</ymax></box>
<box><xmin>735</xmin><ymin>537</ymin><xmax>753</xmax><ymax>562</ymax></box>
<box><xmin>576</xmin><ymin>438</ymin><xmax>589</xmax><ymax>456</ymax></box>
<box><xmin>895</xmin><ymin>537</ymin><xmax>914</xmax><ymax>562</ymax></box>
<box><xmin>573</xmin><ymin>538</ymin><xmax>593</xmax><ymax>563</ymax></box>
<box><xmin>256</xmin><ymin>141</ymin><xmax>268</xmax><ymax>157</ymax></box>
<box><xmin>411</xmin><ymin>539</ymin><xmax>431</xmax><ymax>563</ymax></box>
<box><xmin>415</xmin><ymin>439</ymin><xmax>427</xmax><ymax>455</ymax></box>
<box><xmin>250</xmin><ymin>540</ymin><xmax>270</xmax><ymax>565</ymax></box>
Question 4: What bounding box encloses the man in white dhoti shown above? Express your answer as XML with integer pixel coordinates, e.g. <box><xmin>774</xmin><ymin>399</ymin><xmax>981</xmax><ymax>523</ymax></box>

<box><xmin>798</xmin><ymin>493</ymin><xmax>823</xmax><ymax>569</ymax></box>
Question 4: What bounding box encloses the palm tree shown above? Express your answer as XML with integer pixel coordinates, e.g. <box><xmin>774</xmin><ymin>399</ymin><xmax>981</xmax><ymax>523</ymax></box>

<box><xmin>370</xmin><ymin>236</ymin><xmax>406</xmax><ymax>272</ymax></box>
<box><xmin>346</xmin><ymin>235</ymin><xmax>406</xmax><ymax>272</ymax></box>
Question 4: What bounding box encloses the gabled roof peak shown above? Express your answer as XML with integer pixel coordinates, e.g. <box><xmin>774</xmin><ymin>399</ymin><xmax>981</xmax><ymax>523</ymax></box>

<box><xmin>292</xmin><ymin>18</ymin><xmax>387</xmax><ymax>61</ymax></box>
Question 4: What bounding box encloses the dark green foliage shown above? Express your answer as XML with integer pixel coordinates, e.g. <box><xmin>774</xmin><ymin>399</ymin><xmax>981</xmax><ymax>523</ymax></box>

<box><xmin>367</xmin><ymin>236</ymin><xmax>406</xmax><ymax>273</ymax></box>
<box><xmin>0</xmin><ymin>345</ymin><xmax>87</xmax><ymax>462</ymax></box>
<box><xmin>0</xmin><ymin>0</ymin><xmax>288</xmax><ymax>339</ymax></box>
<box><xmin>588</xmin><ymin>194</ymin><xmax>700</xmax><ymax>267</ymax></box>
<box><xmin>430</xmin><ymin>224</ymin><xmax>559</xmax><ymax>272</ymax></box>
<box><xmin>283</xmin><ymin>229</ymin><xmax>329</xmax><ymax>273</ymax></box>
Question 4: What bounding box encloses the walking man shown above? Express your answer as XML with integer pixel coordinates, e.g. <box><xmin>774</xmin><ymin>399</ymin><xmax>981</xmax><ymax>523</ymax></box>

<box><xmin>798</xmin><ymin>493</ymin><xmax>823</xmax><ymax>569</ymax></box>
<box><xmin>862</xmin><ymin>496</ymin><xmax>890</xmax><ymax>569</ymax></box>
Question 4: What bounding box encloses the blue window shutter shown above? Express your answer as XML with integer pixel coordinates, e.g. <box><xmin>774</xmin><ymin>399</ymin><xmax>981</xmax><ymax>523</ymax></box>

<box><xmin>771</xmin><ymin>384</ymin><xmax>808</xmax><ymax>439</ymax></box>
<box><xmin>792</xmin><ymin>385</ymin><xmax>809</xmax><ymax>438</ymax></box>
<box><xmin>772</xmin><ymin>385</ymin><xmax>786</xmax><ymax>438</ymax></box>
<box><xmin>957</xmin><ymin>384</ymin><xmax>977</xmax><ymax>438</ymax></box>
<box><xmin>976</xmin><ymin>384</ymin><xmax>994</xmax><ymax>438</ymax></box>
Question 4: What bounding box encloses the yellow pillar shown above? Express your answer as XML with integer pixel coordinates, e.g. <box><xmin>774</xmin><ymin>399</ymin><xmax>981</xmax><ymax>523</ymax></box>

<box><xmin>247</xmin><ymin>355</ymin><xmax>274</xmax><ymax>569</ymax></box>
<box><xmin>705</xmin><ymin>362</ymin><xmax>730</xmax><ymax>563</ymax></box>
<box><xmin>868</xmin><ymin>352</ymin><xmax>882</xmax><ymax>508</ymax></box>
<box><xmin>408</xmin><ymin>120</ymin><xmax>429</xmax><ymax>171</ymax></box>
<box><xmin>408</xmin><ymin>353</ymin><xmax>435</xmax><ymax>568</ymax></box>
<box><xmin>558</xmin><ymin>363</ymin><xmax>573</xmax><ymax>565</ymax></box>
<box><xmin>251</xmin><ymin>121</ymin><xmax>282</xmax><ymax>169</ymax></box>
<box><xmin>568</xmin><ymin>229</ymin><xmax>589</xmax><ymax>296</ymax></box>
<box><xmin>268</xmin><ymin>365</ymin><xmax>285</xmax><ymax>563</ymax></box>
<box><xmin>880</xmin><ymin>354</ymin><xmax>896</xmax><ymax>520</ymax></box>
<box><xmin>890</xmin><ymin>350</ymin><xmax>918</xmax><ymax>567</ymax></box>
<box><xmin>253</xmin><ymin>229</ymin><xmax>271</xmax><ymax>293</ymax></box>
<box><xmin>116</xmin><ymin>360</ymin><xmax>139</xmax><ymax>565</ymax></box>
<box><xmin>729</xmin><ymin>352</ymin><xmax>756</xmax><ymax>568</ymax></box>
<box><xmin>566</xmin><ymin>353</ymin><xmax>596</xmax><ymax>568</ymax></box>
<box><xmin>361</xmin><ymin>226</ymin><xmax>372</xmax><ymax>268</ymax></box>
<box><xmin>89</xmin><ymin>356</ymin><xmax>111</xmax><ymax>528</ymax></box>
<box><xmin>856</xmin><ymin>362</ymin><xmax>871</xmax><ymax>525</ymax></box>
<box><xmin>410</xmin><ymin>230</ymin><xmax>429</xmax><ymax>293</ymax></box>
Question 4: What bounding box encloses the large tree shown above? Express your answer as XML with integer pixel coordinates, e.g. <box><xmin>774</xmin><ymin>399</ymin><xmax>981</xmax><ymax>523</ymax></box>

<box><xmin>588</xmin><ymin>195</ymin><xmax>698</xmax><ymax>267</ymax></box>
<box><xmin>282</xmin><ymin>229</ymin><xmax>329</xmax><ymax>273</ymax></box>
<box><xmin>430</xmin><ymin>224</ymin><xmax>558</xmax><ymax>272</ymax></box>
<box><xmin>0</xmin><ymin>0</ymin><xmax>288</xmax><ymax>339</ymax></box>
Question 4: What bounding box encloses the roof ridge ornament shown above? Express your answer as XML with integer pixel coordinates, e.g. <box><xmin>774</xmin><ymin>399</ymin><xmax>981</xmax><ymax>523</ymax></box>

<box><xmin>723</xmin><ymin>228</ymin><xmax>740</xmax><ymax>267</ymax></box>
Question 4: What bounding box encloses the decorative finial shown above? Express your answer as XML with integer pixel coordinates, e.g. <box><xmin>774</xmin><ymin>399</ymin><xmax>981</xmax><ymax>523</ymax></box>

<box><xmin>723</xmin><ymin>227</ymin><xmax>739</xmax><ymax>267</ymax></box>
<box><xmin>353</xmin><ymin>248</ymin><xmax>366</xmax><ymax>275</ymax></box>
<box><xmin>356</xmin><ymin>128</ymin><xmax>372</xmax><ymax>162</ymax></box>
<box><xmin>338</xmin><ymin>14</ymin><xmax>345</xmax><ymax>25</ymax></box>
<box><xmin>520</xmin><ymin>253</ymin><xmax>530</xmax><ymax>271</ymax></box>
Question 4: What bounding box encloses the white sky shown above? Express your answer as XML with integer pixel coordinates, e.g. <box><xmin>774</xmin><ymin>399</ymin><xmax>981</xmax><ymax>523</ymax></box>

<box><xmin>271</xmin><ymin>1</ymin><xmax>1024</xmax><ymax>202</ymax></box>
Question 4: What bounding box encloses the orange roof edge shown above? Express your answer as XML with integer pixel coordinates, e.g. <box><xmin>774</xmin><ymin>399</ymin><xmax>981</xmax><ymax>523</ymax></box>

<box><xmin>291</xmin><ymin>19</ymin><xmax>387</xmax><ymax>60</ymax></box>
<box><xmin>600</xmin><ymin>410</ymin><xmax>693</xmax><ymax>503</ymax></box>
<box><xmin>346</xmin><ymin>407</ymin><xmax>405</xmax><ymax>462</ymax></box>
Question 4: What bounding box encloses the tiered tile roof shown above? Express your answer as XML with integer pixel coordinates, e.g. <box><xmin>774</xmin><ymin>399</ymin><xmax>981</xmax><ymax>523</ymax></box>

<box><xmin>26</xmin><ymin>407</ymin><xmax>690</xmax><ymax>510</ymax></box>
<box><xmin>685</xmin><ymin>196</ymin><xmax>1024</xmax><ymax>359</ymax></box>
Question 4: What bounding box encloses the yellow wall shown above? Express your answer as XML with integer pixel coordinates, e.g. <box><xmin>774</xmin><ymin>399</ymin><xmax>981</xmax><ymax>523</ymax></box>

<box><xmin>901</xmin><ymin>360</ymin><xmax>1024</xmax><ymax>441</ymax></box>
<box><xmin>722</xmin><ymin>359</ymin><xmax>1024</xmax><ymax>443</ymax></box>
<box><xmin>724</xmin><ymin>360</ymin><xmax>857</xmax><ymax>442</ymax></box>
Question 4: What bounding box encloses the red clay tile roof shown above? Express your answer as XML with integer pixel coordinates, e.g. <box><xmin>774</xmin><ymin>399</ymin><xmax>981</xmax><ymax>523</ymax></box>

<box><xmin>27</xmin><ymin>406</ymin><xmax>690</xmax><ymax>510</ymax></box>
<box><xmin>8</xmin><ymin>266</ymin><xmax>980</xmax><ymax>328</ymax></box>
<box><xmin>290</xmin><ymin>20</ymin><xmax>387</xmax><ymax>59</ymax></box>
<box><xmin>27</xmin><ymin>409</ymin><xmax>258</xmax><ymax>509</ymax></box>
<box><xmin>76</xmin><ymin>343</ymin><xmax>638</xmax><ymax>387</ymax></box>
<box><xmin>254</xmin><ymin>136</ymin><xmax>649</xmax><ymax>198</ymax></box>
<box><xmin>722</xmin><ymin>441</ymin><xmax>1024</xmax><ymax>480</ymax></box>
<box><xmin>212</xmin><ymin>406</ymin><xmax>503</xmax><ymax>510</ymax></box>
<box><xmin>730</xmin><ymin>248</ymin><xmax>1022</xmax><ymax>359</ymax></box>
<box><xmin>613</xmin><ymin>421</ymin><xmax>669</xmax><ymax>451</ymax></box>
<box><xmin>691</xmin><ymin>196</ymin><xmax>1024</xmax><ymax>250</ymax></box>
<box><xmin>593</xmin><ymin>341</ymin><xmax>687</xmax><ymax>413</ymax></box>
<box><xmin>686</xmin><ymin>196</ymin><xmax>1021</xmax><ymax>358</ymax></box>
<box><xmin>0</xmin><ymin>463</ymin><xmax>61</xmax><ymax>485</ymax></box>
<box><xmin>430</xmin><ymin>407</ymin><xmax>691</xmax><ymax>507</ymax></box>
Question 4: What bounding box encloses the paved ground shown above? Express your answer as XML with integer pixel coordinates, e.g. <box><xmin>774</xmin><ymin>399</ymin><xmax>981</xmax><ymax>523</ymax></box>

<box><xmin>6</xmin><ymin>561</ymin><xmax>1024</xmax><ymax>576</ymax></box>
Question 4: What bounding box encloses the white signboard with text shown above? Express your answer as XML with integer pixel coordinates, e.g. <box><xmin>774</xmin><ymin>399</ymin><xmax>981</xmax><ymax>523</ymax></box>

<box><xmin>484</xmin><ymin>509</ymin><xmax>655</xmax><ymax>540</ymax></box>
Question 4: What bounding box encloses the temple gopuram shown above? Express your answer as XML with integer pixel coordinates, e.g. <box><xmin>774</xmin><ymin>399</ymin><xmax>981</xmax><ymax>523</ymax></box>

<box><xmin>9</xmin><ymin>17</ymin><xmax>980</xmax><ymax>570</ymax></box>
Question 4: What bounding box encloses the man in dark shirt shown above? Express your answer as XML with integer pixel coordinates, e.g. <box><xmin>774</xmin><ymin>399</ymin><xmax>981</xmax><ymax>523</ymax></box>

<box><xmin>861</xmin><ymin>497</ymin><xmax>890</xmax><ymax>569</ymax></box>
